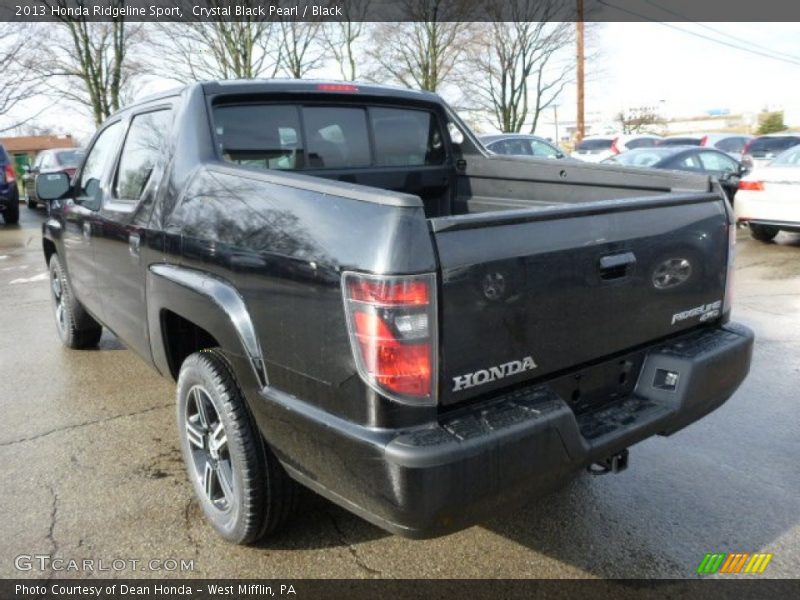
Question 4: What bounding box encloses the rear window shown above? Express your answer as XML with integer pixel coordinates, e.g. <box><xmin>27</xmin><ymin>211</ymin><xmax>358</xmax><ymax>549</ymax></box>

<box><xmin>576</xmin><ymin>139</ymin><xmax>612</xmax><ymax>151</ymax></box>
<box><xmin>213</xmin><ymin>103</ymin><xmax>444</xmax><ymax>171</ymax></box>
<box><xmin>748</xmin><ymin>136</ymin><xmax>800</xmax><ymax>155</ymax></box>
<box><xmin>660</xmin><ymin>137</ymin><xmax>701</xmax><ymax>146</ymax></box>
<box><xmin>214</xmin><ymin>105</ymin><xmax>304</xmax><ymax>170</ymax></box>
<box><xmin>54</xmin><ymin>150</ymin><xmax>82</xmax><ymax>167</ymax></box>
<box><xmin>715</xmin><ymin>137</ymin><xmax>748</xmax><ymax>153</ymax></box>
<box><xmin>626</xmin><ymin>138</ymin><xmax>659</xmax><ymax>149</ymax></box>
<box><xmin>371</xmin><ymin>107</ymin><xmax>444</xmax><ymax>166</ymax></box>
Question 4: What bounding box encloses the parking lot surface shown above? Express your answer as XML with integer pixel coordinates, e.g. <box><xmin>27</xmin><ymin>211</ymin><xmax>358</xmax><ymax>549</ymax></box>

<box><xmin>1</xmin><ymin>207</ymin><xmax>798</xmax><ymax>579</ymax></box>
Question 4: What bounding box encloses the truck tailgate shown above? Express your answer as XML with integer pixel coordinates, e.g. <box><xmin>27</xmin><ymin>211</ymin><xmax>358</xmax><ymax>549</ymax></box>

<box><xmin>430</xmin><ymin>193</ymin><xmax>729</xmax><ymax>406</ymax></box>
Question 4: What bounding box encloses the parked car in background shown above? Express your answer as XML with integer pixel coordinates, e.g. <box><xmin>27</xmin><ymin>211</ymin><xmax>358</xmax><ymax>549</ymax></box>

<box><xmin>0</xmin><ymin>144</ymin><xmax>19</xmax><ymax>225</ymax></box>
<box><xmin>480</xmin><ymin>134</ymin><xmax>568</xmax><ymax>160</ymax></box>
<box><xmin>735</xmin><ymin>143</ymin><xmax>800</xmax><ymax>242</ymax></box>
<box><xmin>571</xmin><ymin>134</ymin><xmax>661</xmax><ymax>163</ymax></box>
<box><xmin>701</xmin><ymin>134</ymin><xmax>753</xmax><ymax>157</ymax></box>
<box><xmin>23</xmin><ymin>148</ymin><xmax>83</xmax><ymax>209</ymax></box>
<box><xmin>603</xmin><ymin>146</ymin><xmax>745</xmax><ymax>202</ymax></box>
<box><xmin>659</xmin><ymin>134</ymin><xmax>753</xmax><ymax>158</ymax></box>
<box><xmin>741</xmin><ymin>133</ymin><xmax>800</xmax><ymax>170</ymax></box>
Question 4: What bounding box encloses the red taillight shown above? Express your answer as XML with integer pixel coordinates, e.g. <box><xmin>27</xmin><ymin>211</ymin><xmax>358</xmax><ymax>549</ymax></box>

<box><xmin>3</xmin><ymin>164</ymin><xmax>15</xmax><ymax>183</ymax></box>
<box><xmin>700</xmin><ymin>135</ymin><xmax>708</xmax><ymax>146</ymax></box>
<box><xmin>316</xmin><ymin>83</ymin><xmax>359</xmax><ymax>93</ymax></box>
<box><xmin>610</xmin><ymin>138</ymin><xmax>620</xmax><ymax>154</ymax></box>
<box><xmin>738</xmin><ymin>180</ymin><xmax>764</xmax><ymax>191</ymax></box>
<box><xmin>352</xmin><ymin>312</ymin><xmax>431</xmax><ymax>397</ymax></box>
<box><xmin>347</xmin><ymin>279</ymin><xmax>429</xmax><ymax>305</ymax></box>
<box><xmin>343</xmin><ymin>272</ymin><xmax>437</xmax><ymax>404</ymax></box>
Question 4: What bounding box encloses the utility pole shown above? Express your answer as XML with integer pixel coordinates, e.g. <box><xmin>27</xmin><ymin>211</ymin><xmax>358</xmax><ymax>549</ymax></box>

<box><xmin>576</xmin><ymin>0</ymin><xmax>585</xmax><ymax>142</ymax></box>
<box><xmin>553</xmin><ymin>104</ymin><xmax>559</xmax><ymax>143</ymax></box>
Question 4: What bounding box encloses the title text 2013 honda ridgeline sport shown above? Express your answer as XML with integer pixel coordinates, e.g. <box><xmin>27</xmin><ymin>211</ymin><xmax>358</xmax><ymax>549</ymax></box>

<box><xmin>38</xmin><ymin>81</ymin><xmax>753</xmax><ymax>542</ymax></box>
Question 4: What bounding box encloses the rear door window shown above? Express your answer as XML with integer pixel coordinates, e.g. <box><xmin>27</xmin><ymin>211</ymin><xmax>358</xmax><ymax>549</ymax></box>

<box><xmin>698</xmin><ymin>151</ymin><xmax>738</xmax><ymax>173</ymax></box>
<box><xmin>304</xmin><ymin>107</ymin><xmax>370</xmax><ymax>169</ymax></box>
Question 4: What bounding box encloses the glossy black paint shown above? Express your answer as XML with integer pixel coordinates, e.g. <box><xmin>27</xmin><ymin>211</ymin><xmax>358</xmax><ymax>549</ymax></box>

<box><xmin>41</xmin><ymin>80</ymin><xmax>752</xmax><ymax>537</ymax></box>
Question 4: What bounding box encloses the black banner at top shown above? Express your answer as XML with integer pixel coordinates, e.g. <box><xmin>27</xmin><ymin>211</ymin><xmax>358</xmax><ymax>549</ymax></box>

<box><xmin>3</xmin><ymin>0</ymin><xmax>800</xmax><ymax>23</ymax></box>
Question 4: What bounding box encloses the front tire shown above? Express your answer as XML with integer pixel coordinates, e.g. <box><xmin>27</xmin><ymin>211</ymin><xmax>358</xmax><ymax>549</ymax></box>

<box><xmin>749</xmin><ymin>223</ymin><xmax>779</xmax><ymax>242</ymax></box>
<box><xmin>48</xmin><ymin>254</ymin><xmax>102</xmax><ymax>348</ymax></box>
<box><xmin>177</xmin><ymin>349</ymin><xmax>297</xmax><ymax>544</ymax></box>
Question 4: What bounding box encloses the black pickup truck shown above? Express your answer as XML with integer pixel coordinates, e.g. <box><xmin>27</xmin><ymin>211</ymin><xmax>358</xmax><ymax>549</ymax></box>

<box><xmin>38</xmin><ymin>80</ymin><xmax>753</xmax><ymax>543</ymax></box>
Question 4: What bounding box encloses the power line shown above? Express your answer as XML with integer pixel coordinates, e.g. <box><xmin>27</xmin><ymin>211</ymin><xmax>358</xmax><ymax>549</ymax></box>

<box><xmin>597</xmin><ymin>0</ymin><xmax>800</xmax><ymax>67</ymax></box>
<box><xmin>641</xmin><ymin>0</ymin><xmax>800</xmax><ymax>62</ymax></box>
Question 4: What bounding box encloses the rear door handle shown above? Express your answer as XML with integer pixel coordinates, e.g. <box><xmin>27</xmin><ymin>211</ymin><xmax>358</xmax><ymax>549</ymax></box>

<box><xmin>599</xmin><ymin>252</ymin><xmax>636</xmax><ymax>280</ymax></box>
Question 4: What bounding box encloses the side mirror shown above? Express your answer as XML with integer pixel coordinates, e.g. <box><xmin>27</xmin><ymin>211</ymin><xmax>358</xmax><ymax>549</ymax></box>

<box><xmin>555</xmin><ymin>152</ymin><xmax>565</xmax><ymax>159</ymax></box>
<box><xmin>36</xmin><ymin>171</ymin><xmax>71</xmax><ymax>201</ymax></box>
<box><xmin>738</xmin><ymin>163</ymin><xmax>749</xmax><ymax>176</ymax></box>
<box><xmin>22</xmin><ymin>165</ymin><xmax>31</xmax><ymax>173</ymax></box>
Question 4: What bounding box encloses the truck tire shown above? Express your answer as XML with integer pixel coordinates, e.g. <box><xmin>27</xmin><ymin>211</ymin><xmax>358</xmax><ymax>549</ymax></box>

<box><xmin>177</xmin><ymin>348</ymin><xmax>297</xmax><ymax>544</ymax></box>
<box><xmin>49</xmin><ymin>254</ymin><xmax>103</xmax><ymax>348</ymax></box>
<box><xmin>749</xmin><ymin>224</ymin><xmax>778</xmax><ymax>242</ymax></box>
<box><xmin>3</xmin><ymin>200</ymin><xmax>19</xmax><ymax>224</ymax></box>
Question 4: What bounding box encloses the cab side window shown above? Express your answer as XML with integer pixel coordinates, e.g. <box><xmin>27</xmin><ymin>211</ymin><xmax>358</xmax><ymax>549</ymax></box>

<box><xmin>114</xmin><ymin>110</ymin><xmax>172</xmax><ymax>201</ymax></box>
<box><xmin>77</xmin><ymin>121</ymin><xmax>123</xmax><ymax>208</ymax></box>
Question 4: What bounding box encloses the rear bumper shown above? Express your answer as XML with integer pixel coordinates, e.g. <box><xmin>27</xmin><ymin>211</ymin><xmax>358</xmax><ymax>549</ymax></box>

<box><xmin>0</xmin><ymin>183</ymin><xmax>19</xmax><ymax>206</ymax></box>
<box><xmin>259</xmin><ymin>323</ymin><xmax>754</xmax><ymax>538</ymax></box>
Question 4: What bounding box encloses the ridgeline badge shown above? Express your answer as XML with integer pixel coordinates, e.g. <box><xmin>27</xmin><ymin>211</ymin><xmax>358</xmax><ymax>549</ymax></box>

<box><xmin>453</xmin><ymin>356</ymin><xmax>537</xmax><ymax>392</ymax></box>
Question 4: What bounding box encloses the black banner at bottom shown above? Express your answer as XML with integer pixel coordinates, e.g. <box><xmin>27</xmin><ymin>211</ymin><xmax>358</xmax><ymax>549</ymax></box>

<box><xmin>3</xmin><ymin>579</ymin><xmax>800</xmax><ymax>600</ymax></box>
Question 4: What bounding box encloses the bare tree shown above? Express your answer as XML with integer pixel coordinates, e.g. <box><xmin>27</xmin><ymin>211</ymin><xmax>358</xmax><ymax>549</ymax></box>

<box><xmin>321</xmin><ymin>0</ymin><xmax>372</xmax><ymax>81</ymax></box>
<box><xmin>463</xmin><ymin>0</ymin><xmax>574</xmax><ymax>133</ymax></box>
<box><xmin>0</xmin><ymin>24</ymin><xmax>41</xmax><ymax>133</ymax></box>
<box><xmin>34</xmin><ymin>1</ymin><xmax>145</xmax><ymax>125</ymax></box>
<box><xmin>154</xmin><ymin>1</ymin><xmax>282</xmax><ymax>82</ymax></box>
<box><xmin>278</xmin><ymin>21</ymin><xmax>325</xmax><ymax>79</ymax></box>
<box><xmin>616</xmin><ymin>106</ymin><xmax>665</xmax><ymax>134</ymax></box>
<box><xmin>366</xmin><ymin>0</ymin><xmax>475</xmax><ymax>92</ymax></box>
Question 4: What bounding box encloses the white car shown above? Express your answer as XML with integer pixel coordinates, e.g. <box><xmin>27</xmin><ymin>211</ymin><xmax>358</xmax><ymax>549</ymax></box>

<box><xmin>735</xmin><ymin>144</ymin><xmax>800</xmax><ymax>242</ymax></box>
<box><xmin>572</xmin><ymin>134</ymin><xmax>662</xmax><ymax>163</ymax></box>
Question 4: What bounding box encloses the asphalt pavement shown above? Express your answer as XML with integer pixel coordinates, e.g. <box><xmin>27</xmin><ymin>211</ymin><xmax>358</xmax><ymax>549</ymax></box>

<box><xmin>1</xmin><ymin>205</ymin><xmax>798</xmax><ymax>579</ymax></box>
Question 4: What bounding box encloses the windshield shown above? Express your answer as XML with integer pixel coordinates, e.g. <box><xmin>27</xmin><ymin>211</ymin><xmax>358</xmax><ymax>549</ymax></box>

<box><xmin>770</xmin><ymin>145</ymin><xmax>800</xmax><ymax>166</ymax></box>
<box><xmin>576</xmin><ymin>139</ymin><xmax>612</xmax><ymax>151</ymax></box>
<box><xmin>604</xmin><ymin>148</ymin><xmax>673</xmax><ymax>167</ymax></box>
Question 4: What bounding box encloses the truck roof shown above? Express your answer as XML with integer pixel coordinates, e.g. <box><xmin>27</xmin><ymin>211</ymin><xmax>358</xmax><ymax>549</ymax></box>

<box><xmin>110</xmin><ymin>79</ymin><xmax>444</xmax><ymax>119</ymax></box>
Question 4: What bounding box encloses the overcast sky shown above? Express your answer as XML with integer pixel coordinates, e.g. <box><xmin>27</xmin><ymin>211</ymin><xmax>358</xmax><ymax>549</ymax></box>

<box><xmin>7</xmin><ymin>21</ymin><xmax>800</xmax><ymax>143</ymax></box>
